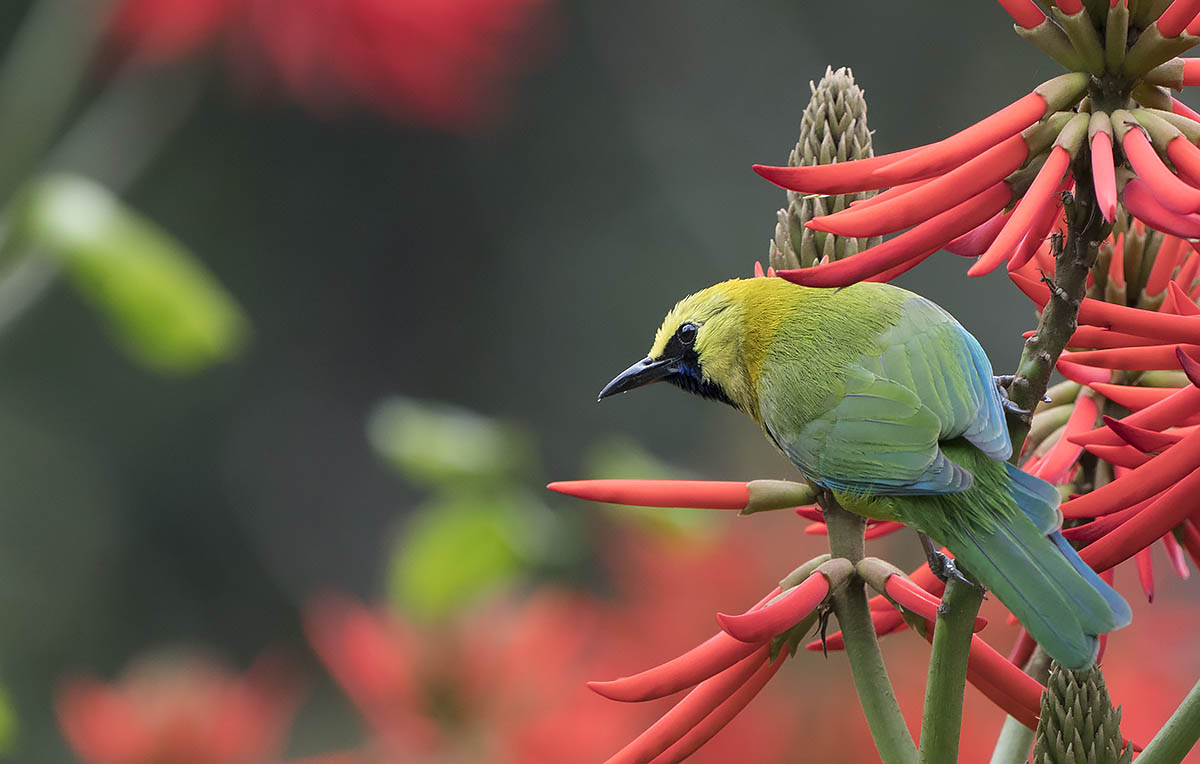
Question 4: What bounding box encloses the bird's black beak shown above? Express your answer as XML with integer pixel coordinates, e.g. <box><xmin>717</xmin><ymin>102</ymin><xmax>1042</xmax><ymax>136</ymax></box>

<box><xmin>597</xmin><ymin>356</ymin><xmax>675</xmax><ymax>401</ymax></box>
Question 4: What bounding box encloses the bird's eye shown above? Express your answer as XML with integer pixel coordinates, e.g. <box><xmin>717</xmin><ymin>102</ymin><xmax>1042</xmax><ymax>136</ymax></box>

<box><xmin>677</xmin><ymin>322</ymin><xmax>698</xmax><ymax>345</ymax></box>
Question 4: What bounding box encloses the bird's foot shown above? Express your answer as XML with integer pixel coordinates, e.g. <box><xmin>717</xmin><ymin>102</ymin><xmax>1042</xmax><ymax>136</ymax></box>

<box><xmin>993</xmin><ymin>374</ymin><xmax>1033</xmax><ymax>418</ymax></box>
<box><xmin>918</xmin><ymin>532</ymin><xmax>983</xmax><ymax>590</ymax></box>
<box><xmin>928</xmin><ymin>552</ymin><xmax>979</xmax><ymax>589</ymax></box>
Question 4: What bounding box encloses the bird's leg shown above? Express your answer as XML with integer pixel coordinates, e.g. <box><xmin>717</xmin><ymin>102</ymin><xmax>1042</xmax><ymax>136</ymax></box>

<box><xmin>917</xmin><ymin>532</ymin><xmax>980</xmax><ymax>590</ymax></box>
<box><xmin>993</xmin><ymin>374</ymin><xmax>1047</xmax><ymax>418</ymax></box>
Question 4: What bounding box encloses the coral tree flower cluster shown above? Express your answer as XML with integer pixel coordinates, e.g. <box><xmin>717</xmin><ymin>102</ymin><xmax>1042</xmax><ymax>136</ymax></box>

<box><xmin>755</xmin><ymin>0</ymin><xmax>1200</xmax><ymax>287</ymax></box>
<box><xmin>550</xmin><ymin>3</ymin><xmax>1200</xmax><ymax>759</ymax></box>
<box><xmin>1006</xmin><ymin>223</ymin><xmax>1200</xmax><ymax>602</ymax></box>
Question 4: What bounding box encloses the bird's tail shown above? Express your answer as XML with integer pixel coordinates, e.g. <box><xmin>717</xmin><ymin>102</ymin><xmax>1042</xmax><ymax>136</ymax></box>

<box><xmin>912</xmin><ymin>446</ymin><xmax>1131</xmax><ymax>670</ymax></box>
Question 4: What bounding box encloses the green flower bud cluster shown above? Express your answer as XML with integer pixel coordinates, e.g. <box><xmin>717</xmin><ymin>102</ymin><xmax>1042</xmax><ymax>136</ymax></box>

<box><xmin>770</xmin><ymin>66</ymin><xmax>881</xmax><ymax>270</ymax></box>
<box><xmin>1032</xmin><ymin>661</ymin><xmax>1133</xmax><ymax>764</ymax></box>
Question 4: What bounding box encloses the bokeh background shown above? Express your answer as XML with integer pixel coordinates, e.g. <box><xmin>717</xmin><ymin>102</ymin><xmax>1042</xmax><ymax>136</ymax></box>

<box><xmin>0</xmin><ymin>0</ymin><xmax>1197</xmax><ymax>762</ymax></box>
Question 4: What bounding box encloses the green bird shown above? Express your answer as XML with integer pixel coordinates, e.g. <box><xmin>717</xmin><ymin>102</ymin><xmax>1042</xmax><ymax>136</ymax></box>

<box><xmin>598</xmin><ymin>277</ymin><xmax>1130</xmax><ymax>669</ymax></box>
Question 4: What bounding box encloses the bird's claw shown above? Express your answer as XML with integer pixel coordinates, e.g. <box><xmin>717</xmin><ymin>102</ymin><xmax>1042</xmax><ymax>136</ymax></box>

<box><xmin>927</xmin><ymin>552</ymin><xmax>979</xmax><ymax>589</ymax></box>
<box><xmin>994</xmin><ymin>375</ymin><xmax>1033</xmax><ymax>418</ymax></box>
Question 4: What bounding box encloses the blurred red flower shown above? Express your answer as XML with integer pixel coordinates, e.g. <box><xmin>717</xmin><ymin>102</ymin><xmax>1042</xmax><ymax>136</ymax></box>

<box><xmin>305</xmin><ymin>526</ymin><xmax>800</xmax><ymax>763</ymax></box>
<box><xmin>56</xmin><ymin>651</ymin><xmax>302</xmax><ymax>764</ymax></box>
<box><xmin>108</xmin><ymin>0</ymin><xmax>554</xmax><ymax>130</ymax></box>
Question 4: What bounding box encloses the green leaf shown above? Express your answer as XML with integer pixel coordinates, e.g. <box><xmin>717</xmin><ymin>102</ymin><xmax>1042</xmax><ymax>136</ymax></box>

<box><xmin>13</xmin><ymin>174</ymin><xmax>248</xmax><ymax>373</ymax></box>
<box><xmin>387</xmin><ymin>491</ymin><xmax>535</xmax><ymax>620</ymax></box>
<box><xmin>0</xmin><ymin>682</ymin><xmax>14</xmax><ymax>754</ymax></box>
<box><xmin>368</xmin><ymin>397</ymin><xmax>534</xmax><ymax>488</ymax></box>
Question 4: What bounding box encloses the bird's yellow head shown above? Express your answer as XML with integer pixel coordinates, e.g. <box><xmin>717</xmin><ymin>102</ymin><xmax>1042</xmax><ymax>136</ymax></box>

<box><xmin>598</xmin><ymin>278</ymin><xmax>793</xmax><ymax>415</ymax></box>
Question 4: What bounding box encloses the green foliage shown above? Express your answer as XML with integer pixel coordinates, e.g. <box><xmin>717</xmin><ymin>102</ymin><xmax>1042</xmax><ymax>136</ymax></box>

<box><xmin>373</xmin><ymin>397</ymin><xmax>575</xmax><ymax>619</ymax></box>
<box><xmin>0</xmin><ymin>682</ymin><xmax>13</xmax><ymax>754</ymax></box>
<box><xmin>386</xmin><ymin>490</ymin><xmax>530</xmax><ymax>620</ymax></box>
<box><xmin>11</xmin><ymin>174</ymin><xmax>248</xmax><ymax>373</ymax></box>
<box><xmin>368</xmin><ymin>396</ymin><xmax>535</xmax><ymax>488</ymax></box>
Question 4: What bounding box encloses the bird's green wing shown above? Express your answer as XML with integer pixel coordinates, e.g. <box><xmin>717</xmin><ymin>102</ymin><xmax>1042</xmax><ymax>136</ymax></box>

<box><xmin>864</xmin><ymin>296</ymin><xmax>1011</xmax><ymax>460</ymax></box>
<box><xmin>761</xmin><ymin>294</ymin><xmax>1008</xmax><ymax>496</ymax></box>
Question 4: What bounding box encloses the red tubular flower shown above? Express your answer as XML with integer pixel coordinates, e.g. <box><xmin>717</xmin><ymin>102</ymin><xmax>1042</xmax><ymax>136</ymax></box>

<box><xmin>806</xmin><ymin>134</ymin><xmax>1030</xmax><ymax>238</ymax></box>
<box><xmin>1146</xmin><ymin>234</ymin><xmax>1188</xmax><ymax>296</ymax></box>
<box><xmin>547</xmin><ymin>480</ymin><xmax>749</xmax><ymax>509</ymax></box>
<box><xmin>971</xmin><ymin>146</ymin><xmax>1072</xmax><ymax>276</ymax></box>
<box><xmin>1157</xmin><ymin>0</ymin><xmax>1200</xmax><ymax>37</ymax></box>
<box><xmin>1012</xmin><ymin>271</ymin><xmax>1200</xmax><ymax>346</ymax></box>
<box><xmin>1165</xmin><ymin>133</ymin><xmax>1200</xmax><ymax>186</ymax></box>
<box><xmin>778</xmin><ymin>182</ymin><xmax>1011</xmax><ymax>287</ymax></box>
<box><xmin>1178</xmin><ymin>520</ymin><xmax>1200</xmax><ymax>567</ymax></box>
<box><xmin>717</xmin><ymin>572</ymin><xmax>829</xmax><ymax>643</ymax></box>
<box><xmin>647</xmin><ymin>654</ymin><xmax>786</xmax><ymax>764</ymax></box>
<box><xmin>1056</xmin><ymin>357</ymin><xmax>1112</xmax><ymax>384</ymax></box>
<box><xmin>547</xmin><ymin>478</ymin><xmax>817</xmax><ymax>514</ymax></box>
<box><xmin>1162</xmin><ymin>531</ymin><xmax>1191</xmax><ymax>578</ymax></box>
<box><xmin>588</xmin><ymin>589</ymin><xmax>781</xmax><ymax>702</ymax></box>
<box><xmin>1066</xmin><ymin>326</ymin><xmax>1160</xmax><ymax>349</ymax></box>
<box><xmin>1171</xmin><ymin>280</ymin><xmax>1200</xmax><ymax>314</ymax></box>
<box><xmin>1082</xmin><ymin>443</ymin><xmax>1153</xmax><ymax>469</ymax></box>
<box><xmin>1007</xmin><ymin>628</ymin><xmax>1036</xmax><ymax>667</ymax></box>
<box><xmin>1091</xmin><ymin>382</ymin><xmax>1178</xmax><ymax>410</ymax></box>
<box><xmin>1135</xmin><ymin>546</ymin><xmax>1156</xmax><ymax>601</ymax></box>
<box><xmin>1104</xmin><ymin>415</ymin><xmax>1187</xmax><ymax>452</ymax></box>
<box><xmin>757</xmin><ymin>74</ymin><xmax>1084</xmax><ymax>195</ymax></box>
<box><xmin>602</xmin><ymin>646</ymin><xmax>769</xmax><ymax>764</ymax></box>
<box><xmin>1030</xmin><ymin>392</ymin><xmax>1097</xmax><ymax>483</ymax></box>
<box><xmin>1064</xmin><ymin>343</ymin><xmax>1200</xmax><ymax>369</ymax></box>
<box><xmin>752</xmin><ymin>146</ymin><xmax>928</xmax><ymax>195</ymax></box>
<box><xmin>1080</xmin><ymin>465</ymin><xmax>1200</xmax><ymax>570</ymax></box>
<box><xmin>849</xmin><ymin>178</ymin><xmax>934</xmax><ymax>210</ymax></box>
<box><xmin>877</xmin><ymin>88</ymin><xmax>1061</xmax><ymax>182</ymax></box>
<box><xmin>1008</xmin><ymin>188</ymin><xmax>1066</xmax><ymax>271</ymax></box>
<box><xmin>945</xmin><ymin>210</ymin><xmax>1009</xmax><ymax>256</ymax></box>
<box><xmin>999</xmin><ymin>0</ymin><xmax>1048</xmax><ymax>28</ymax></box>
<box><xmin>1062</xmin><ymin>498</ymin><xmax>1154</xmax><ymax>542</ymax></box>
<box><xmin>883</xmin><ymin>574</ymin><xmax>988</xmax><ymax>633</ymax></box>
<box><xmin>1172</xmin><ymin>96</ymin><xmax>1200</xmax><ymax>123</ymax></box>
<box><xmin>1070</xmin><ymin>384</ymin><xmax>1200</xmax><ymax>446</ymax></box>
<box><xmin>961</xmin><ymin>635</ymin><xmax>1045</xmax><ymax>729</ymax></box>
<box><xmin>1122</xmin><ymin>177</ymin><xmax>1200</xmax><ymax>238</ymax></box>
<box><xmin>1120</xmin><ymin>125</ymin><xmax>1200</xmax><ymax>214</ymax></box>
<box><xmin>1061</xmin><ymin>424</ymin><xmax>1200</xmax><ymax>518</ymax></box>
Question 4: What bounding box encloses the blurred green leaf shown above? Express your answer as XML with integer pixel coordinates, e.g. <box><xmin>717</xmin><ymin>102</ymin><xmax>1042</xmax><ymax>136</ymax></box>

<box><xmin>387</xmin><ymin>490</ymin><xmax>538</xmax><ymax>620</ymax></box>
<box><xmin>12</xmin><ymin>174</ymin><xmax>248</xmax><ymax>373</ymax></box>
<box><xmin>0</xmin><ymin>682</ymin><xmax>14</xmax><ymax>754</ymax></box>
<box><xmin>368</xmin><ymin>397</ymin><xmax>534</xmax><ymax>488</ymax></box>
<box><xmin>582</xmin><ymin>436</ymin><xmax>717</xmax><ymax>537</ymax></box>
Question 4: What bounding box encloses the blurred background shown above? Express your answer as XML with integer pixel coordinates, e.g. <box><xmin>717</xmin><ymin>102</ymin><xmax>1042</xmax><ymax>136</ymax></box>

<box><xmin>0</xmin><ymin>0</ymin><xmax>1196</xmax><ymax>762</ymax></box>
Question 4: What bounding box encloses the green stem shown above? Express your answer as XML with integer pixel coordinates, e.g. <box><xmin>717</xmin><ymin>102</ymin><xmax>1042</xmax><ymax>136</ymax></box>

<box><xmin>917</xmin><ymin>577</ymin><xmax>986</xmax><ymax>764</ymax></box>
<box><xmin>822</xmin><ymin>492</ymin><xmax>917</xmax><ymax>764</ymax></box>
<box><xmin>1135</xmin><ymin>678</ymin><xmax>1200</xmax><ymax>764</ymax></box>
<box><xmin>1007</xmin><ymin>157</ymin><xmax>1111</xmax><ymax>451</ymax></box>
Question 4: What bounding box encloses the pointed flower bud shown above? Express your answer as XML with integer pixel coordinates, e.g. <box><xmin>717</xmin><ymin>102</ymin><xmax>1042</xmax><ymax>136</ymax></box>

<box><xmin>1031</xmin><ymin>661</ymin><xmax>1134</xmax><ymax>764</ymax></box>
<box><xmin>769</xmin><ymin>66</ymin><xmax>881</xmax><ymax>270</ymax></box>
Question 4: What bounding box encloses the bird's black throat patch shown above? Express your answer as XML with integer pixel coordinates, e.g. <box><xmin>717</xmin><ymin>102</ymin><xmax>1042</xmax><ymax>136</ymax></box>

<box><xmin>665</xmin><ymin>349</ymin><xmax>738</xmax><ymax>411</ymax></box>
